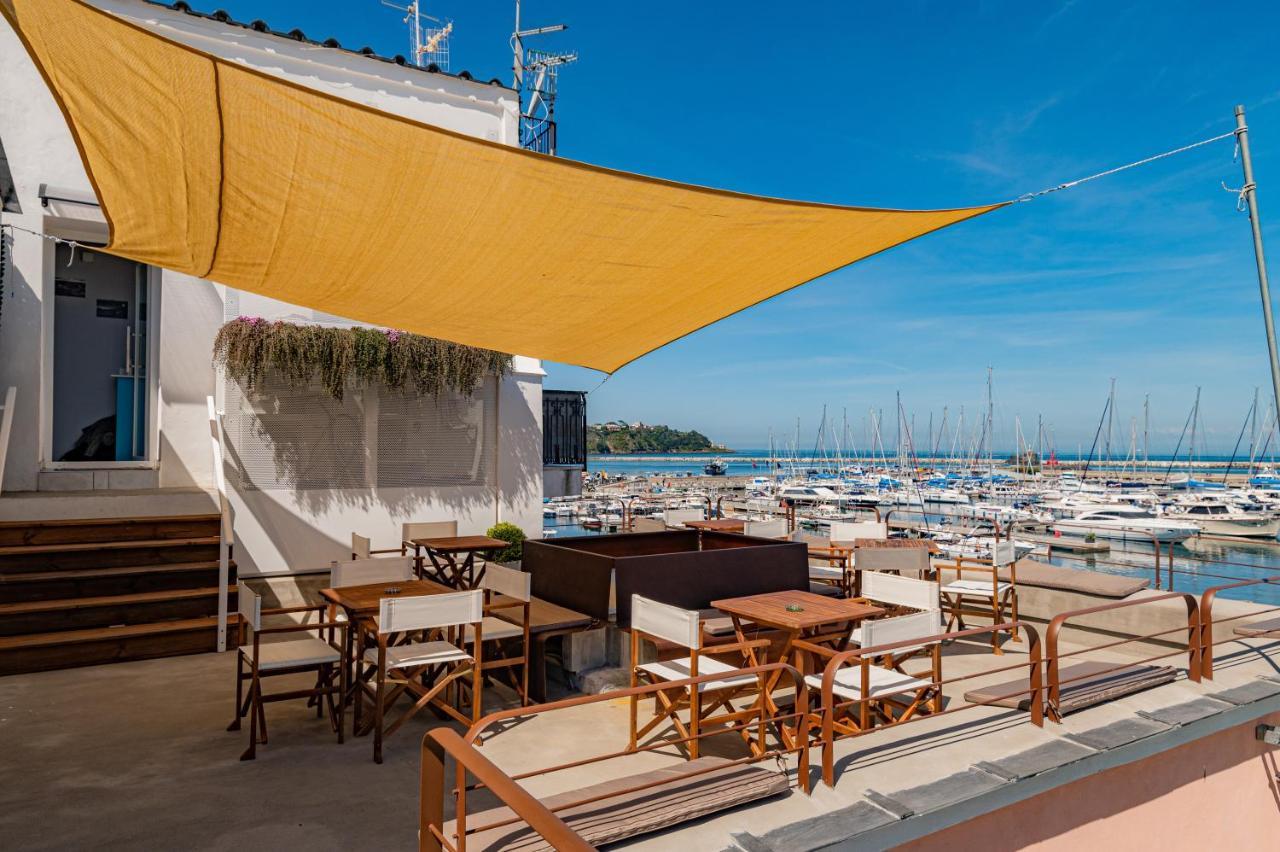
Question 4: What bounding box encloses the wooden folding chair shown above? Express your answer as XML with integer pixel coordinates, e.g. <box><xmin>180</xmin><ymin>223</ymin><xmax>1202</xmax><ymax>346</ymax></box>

<box><xmin>466</xmin><ymin>563</ymin><xmax>532</xmax><ymax>706</ymax></box>
<box><xmin>350</xmin><ymin>532</ymin><xmax>405</xmax><ymax>560</ymax></box>
<box><xmin>627</xmin><ymin>595</ymin><xmax>770</xmax><ymax>759</ymax></box>
<box><xmin>803</xmin><ymin>609</ymin><xmax>943</xmax><ymax>735</ymax></box>
<box><xmin>327</xmin><ymin>556</ymin><xmax>415</xmax><ymax>694</ymax></box>
<box><xmin>355</xmin><ymin>590</ymin><xmax>483</xmax><ymax>764</ymax></box>
<box><xmin>402</xmin><ymin>520</ymin><xmax>458</xmax><ymax>577</ymax></box>
<box><xmin>937</xmin><ymin>549</ymin><xmax>1019</xmax><ymax>654</ymax></box>
<box><xmin>227</xmin><ymin>585</ymin><xmax>346</xmax><ymax>761</ymax></box>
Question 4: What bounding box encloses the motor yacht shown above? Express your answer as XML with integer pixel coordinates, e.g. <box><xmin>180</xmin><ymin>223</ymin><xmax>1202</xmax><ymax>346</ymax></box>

<box><xmin>1162</xmin><ymin>496</ymin><xmax>1280</xmax><ymax>538</ymax></box>
<box><xmin>1051</xmin><ymin>506</ymin><xmax>1199</xmax><ymax>543</ymax></box>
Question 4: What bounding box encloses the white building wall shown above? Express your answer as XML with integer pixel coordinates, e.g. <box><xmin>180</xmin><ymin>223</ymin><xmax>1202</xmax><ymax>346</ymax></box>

<box><xmin>0</xmin><ymin>3</ymin><xmax>543</xmax><ymax>566</ymax></box>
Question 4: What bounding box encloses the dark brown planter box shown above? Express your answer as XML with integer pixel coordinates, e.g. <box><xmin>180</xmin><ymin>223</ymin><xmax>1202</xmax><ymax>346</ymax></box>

<box><xmin>523</xmin><ymin>530</ymin><xmax>807</xmax><ymax>627</ymax></box>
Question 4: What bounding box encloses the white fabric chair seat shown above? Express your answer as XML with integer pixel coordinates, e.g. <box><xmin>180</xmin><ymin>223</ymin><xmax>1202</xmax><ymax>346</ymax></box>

<box><xmin>804</xmin><ymin>666</ymin><xmax>931</xmax><ymax>701</ymax></box>
<box><xmin>364</xmin><ymin>640</ymin><xmax>471</xmax><ymax>669</ymax></box>
<box><xmin>241</xmin><ymin>636</ymin><xmax>340</xmax><ymax>671</ymax></box>
<box><xmin>941</xmin><ymin>579</ymin><xmax>1011</xmax><ymax>596</ymax></box>
<box><xmin>848</xmin><ymin>625</ymin><xmax>862</xmax><ymax>645</ymax></box>
<box><xmin>639</xmin><ymin>656</ymin><xmax>759</xmax><ymax>693</ymax></box>
<box><xmin>464</xmin><ymin>616</ymin><xmax>525</xmax><ymax>642</ymax></box>
<box><xmin>809</xmin><ymin>565</ymin><xmax>845</xmax><ymax>580</ymax></box>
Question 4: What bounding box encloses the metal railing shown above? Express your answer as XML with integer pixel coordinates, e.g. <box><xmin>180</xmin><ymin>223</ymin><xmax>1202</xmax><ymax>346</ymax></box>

<box><xmin>421</xmin><ymin>662</ymin><xmax>810</xmax><ymax>852</ymax></box>
<box><xmin>805</xmin><ymin>621</ymin><xmax>1043</xmax><ymax>787</ymax></box>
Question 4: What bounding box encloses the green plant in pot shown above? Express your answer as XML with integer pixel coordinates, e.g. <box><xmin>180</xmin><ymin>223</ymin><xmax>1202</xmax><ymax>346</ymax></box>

<box><xmin>486</xmin><ymin>522</ymin><xmax>526</xmax><ymax>563</ymax></box>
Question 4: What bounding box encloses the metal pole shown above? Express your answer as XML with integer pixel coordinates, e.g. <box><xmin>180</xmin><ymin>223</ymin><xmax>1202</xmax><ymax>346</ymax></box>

<box><xmin>1236</xmin><ymin>105</ymin><xmax>1280</xmax><ymax>430</ymax></box>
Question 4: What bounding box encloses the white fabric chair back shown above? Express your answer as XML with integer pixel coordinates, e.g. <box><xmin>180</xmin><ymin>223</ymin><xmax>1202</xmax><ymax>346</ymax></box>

<box><xmin>330</xmin><ymin>556</ymin><xmax>414</xmax><ymax>588</ymax></box>
<box><xmin>662</xmin><ymin>508</ymin><xmax>705</xmax><ymax>528</ymax></box>
<box><xmin>992</xmin><ymin>540</ymin><xmax>1017</xmax><ymax>567</ymax></box>
<box><xmin>854</xmin><ymin>546</ymin><xmax>931</xmax><ymax>578</ymax></box>
<box><xmin>403</xmin><ymin>520</ymin><xmax>458</xmax><ymax>542</ymax></box>
<box><xmin>830</xmin><ymin>520</ymin><xmax>887</xmax><ymax>541</ymax></box>
<box><xmin>862</xmin><ymin>572</ymin><xmax>939</xmax><ymax>611</ymax></box>
<box><xmin>744</xmin><ymin>518</ymin><xmax>787</xmax><ymax>538</ymax></box>
<box><xmin>861</xmin><ymin>609</ymin><xmax>942</xmax><ymax>652</ymax></box>
<box><xmin>237</xmin><ymin>584</ymin><xmax>262</xmax><ymax>631</ymax></box>
<box><xmin>483</xmin><ymin>563</ymin><xmax>531</xmax><ymax>601</ymax></box>
<box><xmin>379</xmin><ymin>590</ymin><xmax>483</xmax><ymax>634</ymax></box>
<box><xmin>631</xmin><ymin>595</ymin><xmax>700</xmax><ymax>649</ymax></box>
<box><xmin>351</xmin><ymin>533</ymin><xmax>373</xmax><ymax>559</ymax></box>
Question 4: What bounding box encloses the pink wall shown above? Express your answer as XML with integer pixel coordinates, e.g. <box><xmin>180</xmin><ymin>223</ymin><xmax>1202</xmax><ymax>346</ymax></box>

<box><xmin>903</xmin><ymin>711</ymin><xmax>1280</xmax><ymax>850</ymax></box>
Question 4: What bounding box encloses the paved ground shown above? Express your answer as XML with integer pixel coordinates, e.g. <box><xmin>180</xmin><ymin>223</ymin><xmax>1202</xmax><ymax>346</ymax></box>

<box><xmin>3</xmin><ymin>619</ymin><xmax>1279</xmax><ymax>851</ymax></box>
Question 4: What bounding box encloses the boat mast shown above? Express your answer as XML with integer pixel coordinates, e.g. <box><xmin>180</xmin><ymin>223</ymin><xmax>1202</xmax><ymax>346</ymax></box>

<box><xmin>1250</xmin><ymin>386</ymin><xmax>1260</xmax><ymax>473</ymax></box>
<box><xmin>1143</xmin><ymin>393</ymin><xmax>1150</xmax><ymax>466</ymax></box>
<box><xmin>1189</xmin><ymin>387</ymin><xmax>1201</xmax><ymax>472</ymax></box>
<box><xmin>986</xmin><ymin>367</ymin><xmax>994</xmax><ymax>479</ymax></box>
<box><xmin>1106</xmin><ymin>377</ymin><xmax>1116</xmax><ymax>464</ymax></box>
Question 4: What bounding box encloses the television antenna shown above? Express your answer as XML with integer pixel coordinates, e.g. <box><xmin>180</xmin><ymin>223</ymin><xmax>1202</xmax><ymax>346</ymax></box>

<box><xmin>380</xmin><ymin>1</ymin><xmax>453</xmax><ymax>70</ymax></box>
<box><xmin>511</xmin><ymin>0</ymin><xmax>577</xmax><ymax>154</ymax></box>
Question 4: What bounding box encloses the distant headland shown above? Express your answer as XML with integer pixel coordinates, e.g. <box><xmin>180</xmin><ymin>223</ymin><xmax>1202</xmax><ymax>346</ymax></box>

<box><xmin>587</xmin><ymin>421</ymin><xmax>732</xmax><ymax>454</ymax></box>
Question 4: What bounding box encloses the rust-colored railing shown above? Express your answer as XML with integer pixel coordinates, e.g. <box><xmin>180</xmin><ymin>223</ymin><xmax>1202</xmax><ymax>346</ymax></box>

<box><xmin>1199</xmin><ymin>577</ymin><xmax>1280</xmax><ymax>680</ymax></box>
<box><xmin>806</xmin><ymin>621</ymin><xmax>1043</xmax><ymax>787</ymax></box>
<box><xmin>421</xmin><ymin>727</ymin><xmax>592</xmax><ymax>852</ymax></box>
<box><xmin>1044</xmin><ymin>592</ymin><xmax>1200</xmax><ymax>722</ymax></box>
<box><xmin>421</xmin><ymin>662</ymin><xmax>809</xmax><ymax>852</ymax></box>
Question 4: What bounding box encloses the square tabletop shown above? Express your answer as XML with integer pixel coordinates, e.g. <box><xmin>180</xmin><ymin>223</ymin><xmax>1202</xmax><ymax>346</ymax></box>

<box><xmin>711</xmin><ymin>590</ymin><xmax>883</xmax><ymax>632</ymax></box>
<box><xmin>320</xmin><ymin>578</ymin><xmax>453</xmax><ymax>615</ymax></box>
<box><xmin>410</xmin><ymin>535</ymin><xmax>509</xmax><ymax>553</ymax></box>
<box><xmin>684</xmin><ymin>518</ymin><xmax>746</xmax><ymax>532</ymax></box>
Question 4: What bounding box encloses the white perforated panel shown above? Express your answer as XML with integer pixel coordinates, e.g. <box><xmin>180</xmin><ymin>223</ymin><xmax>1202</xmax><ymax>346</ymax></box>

<box><xmin>376</xmin><ymin>382</ymin><xmax>496</xmax><ymax>487</ymax></box>
<box><xmin>222</xmin><ymin>373</ymin><xmax>496</xmax><ymax>491</ymax></box>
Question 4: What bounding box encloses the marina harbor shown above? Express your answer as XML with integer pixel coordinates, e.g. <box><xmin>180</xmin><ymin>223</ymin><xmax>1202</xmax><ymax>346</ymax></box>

<box><xmin>3</xmin><ymin>1</ymin><xmax>1280</xmax><ymax>850</ymax></box>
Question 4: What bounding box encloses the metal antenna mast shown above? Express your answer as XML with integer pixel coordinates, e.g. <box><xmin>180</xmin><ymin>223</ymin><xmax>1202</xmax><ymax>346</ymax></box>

<box><xmin>512</xmin><ymin>1</ymin><xmax>577</xmax><ymax>154</ymax></box>
<box><xmin>1235</xmin><ymin>106</ymin><xmax>1280</xmax><ymax>432</ymax></box>
<box><xmin>381</xmin><ymin>1</ymin><xmax>452</xmax><ymax>69</ymax></box>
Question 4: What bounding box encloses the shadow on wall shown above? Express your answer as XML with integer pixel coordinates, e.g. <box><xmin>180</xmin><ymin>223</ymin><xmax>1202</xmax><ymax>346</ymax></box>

<box><xmin>221</xmin><ymin>374</ymin><xmax>543</xmax><ymax>573</ymax></box>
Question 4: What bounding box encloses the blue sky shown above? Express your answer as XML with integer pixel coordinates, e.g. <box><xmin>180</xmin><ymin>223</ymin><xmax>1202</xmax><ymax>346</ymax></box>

<box><xmin>216</xmin><ymin>0</ymin><xmax>1280</xmax><ymax>453</ymax></box>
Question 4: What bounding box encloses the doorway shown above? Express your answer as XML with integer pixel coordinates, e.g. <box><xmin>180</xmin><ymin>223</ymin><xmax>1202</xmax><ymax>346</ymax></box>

<box><xmin>50</xmin><ymin>244</ymin><xmax>151</xmax><ymax>463</ymax></box>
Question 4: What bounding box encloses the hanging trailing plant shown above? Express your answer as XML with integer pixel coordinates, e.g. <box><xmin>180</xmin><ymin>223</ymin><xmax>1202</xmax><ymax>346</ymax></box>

<box><xmin>213</xmin><ymin>317</ymin><xmax>512</xmax><ymax>401</ymax></box>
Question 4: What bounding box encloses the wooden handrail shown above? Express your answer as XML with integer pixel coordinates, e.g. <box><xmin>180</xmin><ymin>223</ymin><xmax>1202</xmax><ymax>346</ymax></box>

<box><xmin>421</xmin><ymin>727</ymin><xmax>593</xmax><ymax>852</ymax></box>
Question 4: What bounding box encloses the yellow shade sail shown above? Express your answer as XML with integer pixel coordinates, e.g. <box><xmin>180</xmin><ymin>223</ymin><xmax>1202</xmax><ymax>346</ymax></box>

<box><xmin>3</xmin><ymin>0</ymin><xmax>1004</xmax><ymax>372</ymax></box>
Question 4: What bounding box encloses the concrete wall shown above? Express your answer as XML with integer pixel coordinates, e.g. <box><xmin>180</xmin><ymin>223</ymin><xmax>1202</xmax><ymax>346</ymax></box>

<box><xmin>903</xmin><ymin>711</ymin><xmax>1280</xmax><ymax>850</ymax></box>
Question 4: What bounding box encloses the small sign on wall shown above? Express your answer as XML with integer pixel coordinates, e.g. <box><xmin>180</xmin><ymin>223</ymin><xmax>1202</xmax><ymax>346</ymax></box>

<box><xmin>55</xmin><ymin>279</ymin><xmax>86</xmax><ymax>298</ymax></box>
<box><xmin>96</xmin><ymin>299</ymin><xmax>128</xmax><ymax>319</ymax></box>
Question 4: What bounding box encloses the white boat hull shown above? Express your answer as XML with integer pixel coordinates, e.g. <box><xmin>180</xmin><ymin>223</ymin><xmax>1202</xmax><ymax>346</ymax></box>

<box><xmin>1051</xmin><ymin>519</ymin><xmax>1197</xmax><ymax>543</ymax></box>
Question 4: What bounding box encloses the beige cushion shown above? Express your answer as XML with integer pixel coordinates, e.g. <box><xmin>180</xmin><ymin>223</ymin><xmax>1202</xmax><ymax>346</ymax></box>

<box><xmin>963</xmin><ymin>661</ymin><xmax>1176</xmax><ymax>713</ymax></box>
<box><xmin>999</xmin><ymin>558</ymin><xmax>1150</xmax><ymax>598</ymax></box>
<box><xmin>445</xmin><ymin>756</ymin><xmax>788</xmax><ymax>851</ymax></box>
<box><xmin>241</xmin><ymin>636</ymin><xmax>340</xmax><ymax>670</ymax></box>
<box><xmin>1234</xmin><ymin>615</ymin><xmax>1280</xmax><ymax>637</ymax></box>
<box><xmin>365</xmin><ymin>640</ymin><xmax>470</xmax><ymax>668</ymax></box>
<box><xmin>805</xmin><ymin>666</ymin><xmax>930</xmax><ymax>701</ymax></box>
<box><xmin>638</xmin><ymin>656</ymin><xmax>758</xmax><ymax>692</ymax></box>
